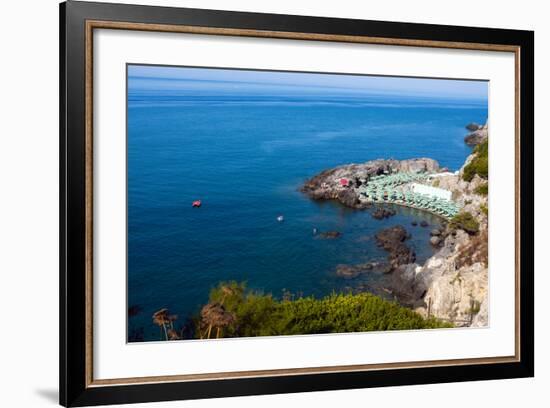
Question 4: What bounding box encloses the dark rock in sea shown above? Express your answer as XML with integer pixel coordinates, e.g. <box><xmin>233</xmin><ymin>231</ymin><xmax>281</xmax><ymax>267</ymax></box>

<box><xmin>375</xmin><ymin>226</ymin><xmax>416</xmax><ymax>270</ymax></box>
<box><xmin>411</xmin><ymin>221</ymin><xmax>418</xmax><ymax>226</ymax></box>
<box><xmin>375</xmin><ymin>225</ymin><xmax>408</xmax><ymax>247</ymax></box>
<box><xmin>430</xmin><ymin>228</ymin><xmax>441</xmax><ymax>236</ymax></box>
<box><xmin>420</xmin><ymin>220</ymin><xmax>429</xmax><ymax>227</ymax></box>
<box><xmin>464</xmin><ymin>125</ymin><xmax>488</xmax><ymax>146</ymax></box>
<box><xmin>389</xmin><ymin>244</ymin><xmax>416</xmax><ymax>268</ymax></box>
<box><xmin>318</xmin><ymin>231</ymin><xmax>342</xmax><ymax>239</ymax></box>
<box><xmin>336</xmin><ymin>264</ymin><xmax>361</xmax><ymax>279</ymax></box>
<box><xmin>372</xmin><ymin>206</ymin><xmax>397</xmax><ymax>220</ymax></box>
<box><xmin>466</xmin><ymin>122</ymin><xmax>481</xmax><ymax>131</ymax></box>
<box><xmin>128</xmin><ymin>305</ymin><xmax>142</xmax><ymax>318</ymax></box>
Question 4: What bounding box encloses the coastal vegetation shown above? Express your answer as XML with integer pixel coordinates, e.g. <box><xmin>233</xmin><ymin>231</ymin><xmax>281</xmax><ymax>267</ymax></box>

<box><xmin>475</xmin><ymin>183</ymin><xmax>488</xmax><ymax>196</ymax></box>
<box><xmin>480</xmin><ymin>203</ymin><xmax>488</xmax><ymax>216</ymax></box>
<box><xmin>152</xmin><ymin>308</ymin><xmax>181</xmax><ymax>341</ymax></box>
<box><xmin>193</xmin><ymin>282</ymin><xmax>451</xmax><ymax>339</ymax></box>
<box><xmin>449</xmin><ymin>211</ymin><xmax>480</xmax><ymax>235</ymax></box>
<box><xmin>462</xmin><ymin>139</ymin><xmax>488</xmax><ymax>182</ymax></box>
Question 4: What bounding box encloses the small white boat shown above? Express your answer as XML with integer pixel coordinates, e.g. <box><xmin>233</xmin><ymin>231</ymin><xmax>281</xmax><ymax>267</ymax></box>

<box><xmin>277</xmin><ymin>215</ymin><xmax>284</xmax><ymax>222</ymax></box>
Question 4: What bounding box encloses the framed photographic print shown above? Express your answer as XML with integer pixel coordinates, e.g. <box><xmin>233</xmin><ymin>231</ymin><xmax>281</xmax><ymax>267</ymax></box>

<box><xmin>59</xmin><ymin>1</ymin><xmax>534</xmax><ymax>406</ymax></box>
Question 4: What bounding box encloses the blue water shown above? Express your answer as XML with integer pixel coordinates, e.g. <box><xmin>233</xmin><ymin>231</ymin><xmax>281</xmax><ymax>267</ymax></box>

<box><xmin>127</xmin><ymin>88</ymin><xmax>487</xmax><ymax>341</ymax></box>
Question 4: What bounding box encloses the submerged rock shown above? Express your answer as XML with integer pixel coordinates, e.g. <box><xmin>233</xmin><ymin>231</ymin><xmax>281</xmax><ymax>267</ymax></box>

<box><xmin>317</xmin><ymin>231</ymin><xmax>342</xmax><ymax>239</ymax></box>
<box><xmin>466</xmin><ymin>122</ymin><xmax>481</xmax><ymax>131</ymax></box>
<box><xmin>335</xmin><ymin>262</ymin><xmax>376</xmax><ymax>279</ymax></box>
<box><xmin>372</xmin><ymin>206</ymin><xmax>396</xmax><ymax>220</ymax></box>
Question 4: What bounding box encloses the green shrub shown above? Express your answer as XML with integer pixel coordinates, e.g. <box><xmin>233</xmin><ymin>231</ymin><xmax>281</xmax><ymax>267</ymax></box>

<box><xmin>463</xmin><ymin>140</ymin><xmax>488</xmax><ymax>182</ymax></box>
<box><xmin>197</xmin><ymin>282</ymin><xmax>452</xmax><ymax>339</ymax></box>
<box><xmin>475</xmin><ymin>183</ymin><xmax>488</xmax><ymax>196</ymax></box>
<box><xmin>469</xmin><ymin>299</ymin><xmax>481</xmax><ymax>315</ymax></box>
<box><xmin>449</xmin><ymin>211</ymin><xmax>480</xmax><ymax>234</ymax></box>
<box><xmin>480</xmin><ymin>204</ymin><xmax>488</xmax><ymax>216</ymax></box>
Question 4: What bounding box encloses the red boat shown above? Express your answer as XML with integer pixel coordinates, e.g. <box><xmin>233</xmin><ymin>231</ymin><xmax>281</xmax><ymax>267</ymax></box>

<box><xmin>192</xmin><ymin>200</ymin><xmax>201</xmax><ymax>208</ymax></box>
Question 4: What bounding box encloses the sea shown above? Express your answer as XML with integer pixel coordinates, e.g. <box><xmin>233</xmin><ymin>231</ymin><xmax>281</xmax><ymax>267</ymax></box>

<box><xmin>127</xmin><ymin>88</ymin><xmax>487</xmax><ymax>341</ymax></box>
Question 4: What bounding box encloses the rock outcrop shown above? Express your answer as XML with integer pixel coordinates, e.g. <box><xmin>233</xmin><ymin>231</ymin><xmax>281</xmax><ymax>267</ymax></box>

<box><xmin>375</xmin><ymin>226</ymin><xmax>416</xmax><ymax>270</ymax></box>
<box><xmin>372</xmin><ymin>207</ymin><xmax>396</xmax><ymax>220</ymax></box>
<box><xmin>466</xmin><ymin>122</ymin><xmax>482</xmax><ymax>131</ymax></box>
<box><xmin>410</xmin><ymin>151</ymin><xmax>488</xmax><ymax>326</ymax></box>
<box><xmin>301</xmin><ymin>158</ymin><xmax>440</xmax><ymax>209</ymax></box>
<box><xmin>464</xmin><ymin>123</ymin><xmax>488</xmax><ymax>146</ymax></box>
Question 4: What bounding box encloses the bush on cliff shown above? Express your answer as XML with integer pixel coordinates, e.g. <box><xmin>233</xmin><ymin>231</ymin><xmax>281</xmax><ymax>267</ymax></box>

<box><xmin>475</xmin><ymin>183</ymin><xmax>488</xmax><ymax>196</ymax></box>
<box><xmin>449</xmin><ymin>211</ymin><xmax>480</xmax><ymax>235</ymax></box>
<box><xmin>456</xmin><ymin>230</ymin><xmax>488</xmax><ymax>268</ymax></box>
<box><xmin>195</xmin><ymin>282</ymin><xmax>451</xmax><ymax>339</ymax></box>
<box><xmin>463</xmin><ymin>140</ymin><xmax>488</xmax><ymax>182</ymax></box>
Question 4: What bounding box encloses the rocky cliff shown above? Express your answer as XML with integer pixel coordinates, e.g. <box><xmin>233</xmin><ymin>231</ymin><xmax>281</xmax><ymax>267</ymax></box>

<box><xmin>301</xmin><ymin>158</ymin><xmax>441</xmax><ymax>208</ymax></box>
<box><xmin>301</xmin><ymin>135</ymin><xmax>489</xmax><ymax>327</ymax></box>
<box><xmin>412</xmin><ymin>155</ymin><xmax>489</xmax><ymax>326</ymax></box>
<box><xmin>384</xmin><ymin>153</ymin><xmax>488</xmax><ymax>326</ymax></box>
<box><xmin>464</xmin><ymin>123</ymin><xmax>488</xmax><ymax>146</ymax></box>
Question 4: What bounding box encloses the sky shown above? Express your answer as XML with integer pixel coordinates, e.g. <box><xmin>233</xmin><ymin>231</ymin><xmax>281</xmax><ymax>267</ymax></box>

<box><xmin>128</xmin><ymin>64</ymin><xmax>488</xmax><ymax>101</ymax></box>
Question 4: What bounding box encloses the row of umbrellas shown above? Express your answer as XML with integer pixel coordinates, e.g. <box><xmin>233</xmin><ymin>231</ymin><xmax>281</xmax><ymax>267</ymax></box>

<box><xmin>357</xmin><ymin>172</ymin><xmax>460</xmax><ymax>218</ymax></box>
<box><xmin>368</xmin><ymin>172</ymin><xmax>428</xmax><ymax>188</ymax></box>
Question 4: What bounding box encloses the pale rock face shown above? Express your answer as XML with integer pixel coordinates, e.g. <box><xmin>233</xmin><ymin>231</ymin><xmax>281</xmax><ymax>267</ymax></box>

<box><xmin>421</xmin><ymin>262</ymin><xmax>488</xmax><ymax>326</ymax></box>
<box><xmin>415</xmin><ymin>173</ymin><xmax>489</xmax><ymax>327</ymax></box>
<box><xmin>431</xmin><ymin>169</ymin><xmax>488</xmax><ymax>228</ymax></box>
<box><xmin>426</xmin><ymin>257</ymin><xmax>444</xmax><ymax>270</ymax></box>
<box><xmin>471</xmin><ymin>299</ymin><xmax>489</xmax><ymax>327</ymax></box>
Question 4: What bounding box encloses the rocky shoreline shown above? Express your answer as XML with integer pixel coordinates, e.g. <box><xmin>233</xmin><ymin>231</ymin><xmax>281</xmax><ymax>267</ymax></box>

<box><xmin>301</xmin><ymin>126</ymin><xmax>489</xmax><ymax>327</ymax></box>
<box><xmin>464</xmin><ymin>122</ymin><xmax>488</xmax><ymax>146</ymax></box>
<box><xmin>301</xmin><ymin>157</ymin><xmax>442</xmax><ymax>210</ymax></box>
